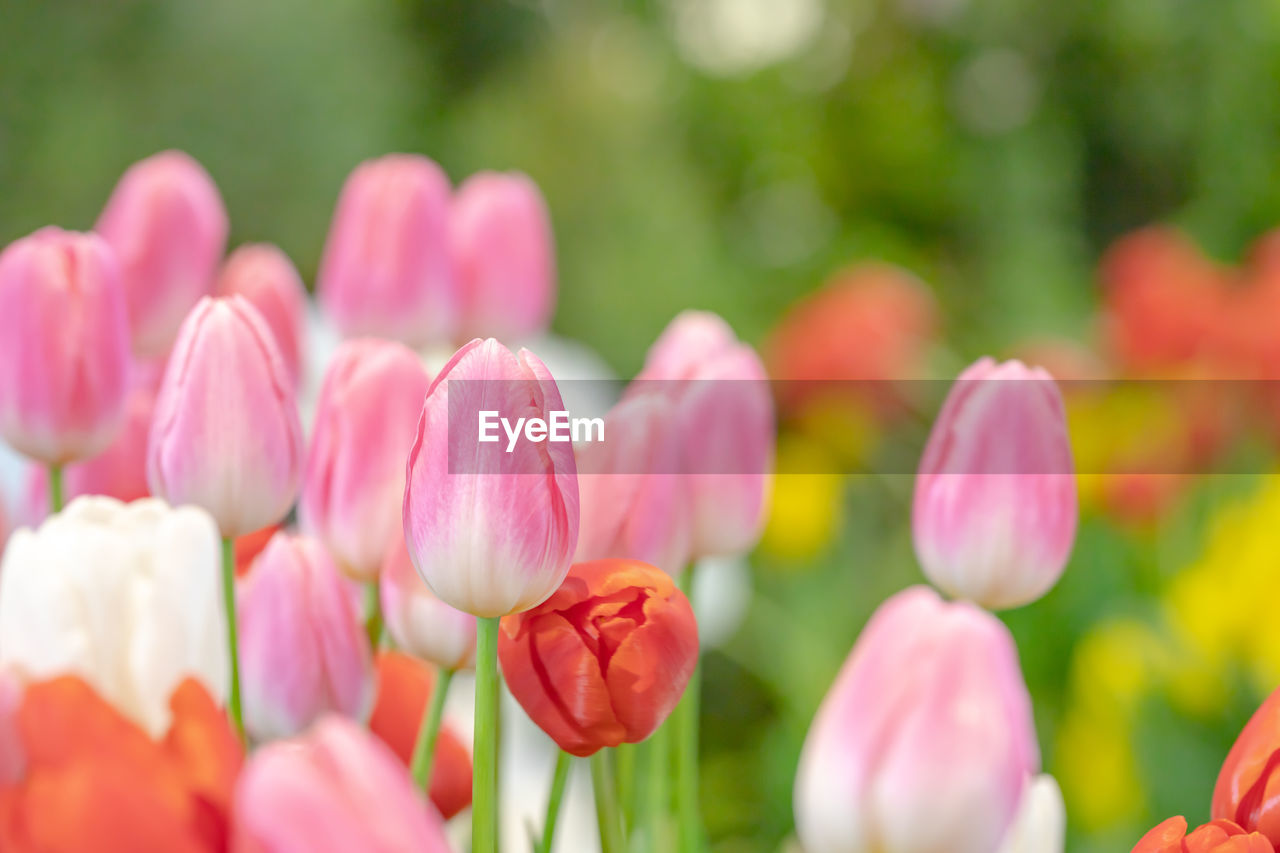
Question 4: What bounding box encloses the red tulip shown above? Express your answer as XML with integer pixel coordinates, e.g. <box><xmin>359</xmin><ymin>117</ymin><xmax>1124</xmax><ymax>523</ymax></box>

<box><xmin>1133</xmin><ymin>817</ymin><xmax>1274</xmax><ymax>852</ymax></box>
<box><xmin>1214</xmin><ymin>682</ymin><xmax>1280</xmax><ymax>844</ymax></box>
<box><xmin>498</xmin><ymin>558</ymin><xmax>698</xmax><ymax>756</ymax></box>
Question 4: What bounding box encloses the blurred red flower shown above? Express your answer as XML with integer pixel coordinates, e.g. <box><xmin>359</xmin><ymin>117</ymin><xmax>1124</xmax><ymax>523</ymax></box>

<box><xmin>1133</xmin><ymin>817</ymin><xmax>1273</xmax><ymax>852</ymax></box>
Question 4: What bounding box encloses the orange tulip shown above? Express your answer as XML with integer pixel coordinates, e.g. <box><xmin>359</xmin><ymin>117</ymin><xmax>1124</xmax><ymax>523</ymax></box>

<box><xmin>1214</xmin><ymin>682</ymin><xmax>1280</xmax><ymax>844</ymax></box>
<box><xmin>0</xmin><ymin>675</ymin><xmax>241</xmax><ymax>852</ymax></box>
<box><xmin>498</xmin><ymin>558</ymin><xmax>698</xmax><ymax>757</ymax></box>
<box><xmin>1133</xmin><ymin>817</ymin><xmax>1274</xmax><ymax>852</ymax></box>
<box><xmin>367</xmin><ymin>652</ymin><xmax>473</xmax><ymax>820</ymax></box>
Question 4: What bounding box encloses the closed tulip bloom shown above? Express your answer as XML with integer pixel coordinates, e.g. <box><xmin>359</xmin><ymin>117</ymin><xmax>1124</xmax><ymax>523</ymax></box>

<box><xmin>574</xmin><ymin>393</ymin><xmax>691</xmax><ymax>575</ymax></box>
<box><xmin>148</xmin><ymin>296</ymin><xmax>304</xmax><ymax>538</ymax></box>
<box><xmin>381</xmin><ymin>534</ymin><xmax>477</xmax><ymax>670</ymax></box>
<box><xmin>0</xmin><ymin>227</ymin><xmax>131</xmax><ymax>465</ymax></box>
<box><xmin>300</xmin><ymin>339</ymin><xmax>430</xmax><ymax>580</ymax></box>
<box><xmin>95</xmin><ymin>151</ymin><xmax>229</xmax><ymax>356</ymax></box>
<box><xmin>318</xmin><ymin>154</ymin><xmax>457</xmax><ymax>347</ymax></box>
<box><xmin>216</xmin><ymin>244</ymin><xmax>308</xmax><ymax>389</ymax></box>
<box><xmin>997</xmin><ymin>775</ymin><xmax>1066</xmax><ymax>853</ymax></box>
<box><xmin>232</xmin><ymin>715</ymin><xmax>452</xmax><ymax>853</ymax></box>
<box><xmin>452</xmin><ymin>171</ymin><xmax>555</xmax><ymax>343</ymax></box>
<box><xmin>1213</xmin><ymin>680</ymin><xmax>1280</xmax><ymax>844</ymax></box>
<box><xmin>498</xmin><ymin>558</ymin><xmax>698</xmax><ymax>756</ymax></box>
<box><xmin>636</xmin><ymin>311</ymin><xmax>775</xmax><ymax>559</ymax></box>
<box><xmin>913</xmin><ymin>357</ymin><xmax>1077</xmax><ymax>610</ymax></box>
<box><xmin>403</xmin><ymin>338</ymin><xmax>579</xmax><ymax>617</ymax></box>
<box><xmin>1134</xmin><ymin>818</ymin><xmax>1274</xmax><ymax>853</ymax></box>
<box><xmin>794</xmin><ymin>586</ymin><xmax>1039</xmax><ymax>853</ymax></box>
<box><xmin>0</xmin><ymin>496</ymin><xmax>228</xmax><ymax>737</ymax></box>
<box><xmin>237</xmin><ymin>533</ymin><xmax>374</xmax><ymax>742</ymax></box>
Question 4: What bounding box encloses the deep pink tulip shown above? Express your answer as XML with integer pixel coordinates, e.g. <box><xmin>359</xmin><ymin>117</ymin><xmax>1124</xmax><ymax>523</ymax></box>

<box><xmin>636</xmin><ymin>311</ymin><xmax>775</xmax><ymax>560</ymax></box>
<box><xmin>381</xmin><ymin>533</ymin><xmax>477</xmax><ymax>670</ymax></box>
<box><xmin>237</xmin><ymin>533</ymin><xmax>374</xmax><ymax>741</ymax></box>
<box><xmin>794</xmin><ymin>586</ymin><xmax>1039</xmax><ymax>853</ymax></box>
<box><xmin>913</xmin><ymin>358</ymin><xmax>1077</xmax><ymax>610</ymax></box>
<box><xmin>0</xmin><ymin>227</ymin><xmax>131</xmax><ymax>465</ymax></box>
<box><xmin>95</xmin><ymin>151</ymin><xmax>228</xmax><ymax>356</ymax></box>
<box><xmin>299</xmin><ymin>338</ymin><xmax>430</xmax><ymax>580</ymax></box>
<box><xmin>216</xmin><ymin>244</ymin><xmax>307</xmax><ymax>389</ymax></box>
<box><xmin>317</xmin><ymin>154</ymin><xmax>457</xmax><ymax>347</ymax></box>
<box><xmin>574</xmin><ymin>393</ymin><xmax>691</xmax><ymax>575</ymax></box>
<box><xmin>147</xmin><ymin>296</ymin><xmax>304</xmax><ymax>537</ymax></box>
<box><xmin>451</xmin><ymin>171</ymin><xmax>555</xmax><ymax>343</ymax></box>
<box><xmin>232</xmin><ymin>714</ymin><xmax>451</xmax><ymax>853</ymax></box>
<box><xmin>403</xmin><ymin>338</ymin><xmax>579</xmax><ymax>617</ymax></box>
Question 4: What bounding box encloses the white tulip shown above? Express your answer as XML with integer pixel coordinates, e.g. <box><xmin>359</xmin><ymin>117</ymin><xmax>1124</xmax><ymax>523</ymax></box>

<box><xmin>997</xmin><ymin>775</ymin><xmax>1066</xmax><ymax>853</ymax></box>
<box><xmin>0</xmin><ymin>496</ymin><xmax>227</xmax><ymax>736</ymax></box>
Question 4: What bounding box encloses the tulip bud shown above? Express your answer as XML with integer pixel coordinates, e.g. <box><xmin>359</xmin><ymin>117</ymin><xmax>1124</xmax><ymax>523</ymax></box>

<box><xmin>1213</xmin><ymin>679</ymin><xmax>1280</xmax><ymax>844</ymax></box>
<box><xmin>95</xmin><ymin>151</ymin><xmax>229</xmax><ymax>356</ymax></box>
<box><xmin>300</xmin><ymin>339</ymin><xmax>430</xmax><ymax>580</ymax></box>
<box><xmin>148</xmin><ymin>296</ymin><xmax>304</xmax><ymax>538</ymax></box>
<box><xmin>574</xmin><ymin>393</ymin><xmax>691</xmax><ymax>575</ymax></box>
<box><xmin>1133</xmin><ymin>817</ymin><xmax>1275</xmax><ymax>853</ymax></box>
<box><xmin>381</xmin><ymin>534</ymin><xmax>477</xmax><ymax>670</ymax></box>
<box><xmin>0</xmin><ymin>496</ymin><xmax>228</xmax><ymax>737</ymax></box>
<box><xmin>237</xmin><ymin>533</ymin><xmax>374</xmax><ymax>742</ymax></box>
<box><xmin>0</xmin><ymin>227</ymin><xmax>131</xmax><ymax>465</ymax></box>
<box><xmin>912</xmin><ymin>357</ymin><xmax>1077</xmax><ymax>610</ymax></box>
<box><xmin>998</xmin><ymin>775</ymin><xmax>1066</xmax><ymax>853</ymax></box>
<box><xmin>402</xmin><ymin>338</ymin><xmax>579</xmax><ymax>617</ymax></box>
<box><xmin>452</xmin><ymin>171</ymin><xmax>555</xmax><ymax>343</ymax></box>
<box><xmin>794</xmin><ymin>586</ymin><xmax>1039</xmax><ymax>853</ymax></box>
<box><xmin>636</xmin><ymin>311</ymin><xmax>775</xmax><ymax>560</ymax></box>
<box><xmin>232</xmin><ymin>715</ymin><xmax>452</xmax><ymax>853</ymax></box>
<box><xmin>318</xmin><ymin>154</ymin><xmax>457</xmax><ymax>347</ymax></box>
<box><xmin>216</xmin><ymin>244</ymin><xmax>308</xmax><ymax>389</ymax></box>
<box><xmin>499</xmin><ymin>558</ymin><xmax>698</xmax><ymax>756</ymax></box>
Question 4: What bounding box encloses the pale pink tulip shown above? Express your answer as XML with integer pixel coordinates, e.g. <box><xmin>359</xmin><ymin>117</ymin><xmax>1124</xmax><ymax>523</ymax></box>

<box><xmin>381</xmin><ymin>533</ymin><xmax>477</xmax><ymax>670</ymax></box>
<box><xmin>0</xmin><ymin>227</ymin><xmax>131</xmax><ymax>465</ymax></box>
<box><xmin>318</xmin><ymin>154</ymin><xmax>457</xmax><ymax>347</ymax></box>
<box><xmin>913</xmin><ymin>358</ymin><xmax>1077</xmax><ymax>610</ymax></box>
<box><xmin>573</xmin><ymin>393</ymin><xmax>691</xmax><ymax>575</ymax></box>
<box><xmin>299</xmin><ymin>338</ymin><xmax>430</xmax><ymax>580</ymax></box>
<box><xmin>794</xmin><ymin>586</ymin><xmax>1039</xmax><ymax>853</ymax></box>
<box><xmin>232</xmin><ymin>714</ymin><xmax>451</xmax><ymax>853</ymax></box>
<box><xmin>635</xmin><ymin>311</ymin><xmax>775</xmax><ymax>560</ymax></box>
<box><xmin>237</xmin><ymin>533</ymin><xmax>374</xmax><ymax>741</ymax></box>
<box><xmin>216</xmin><ymin>244</ymin><xmax>308</xmax><ymax>389</ymax></box>
<box><xmin>452</xmin><ymin>171</ymin><xmax>555</xmax><ymax>343</ymax></box>
<box><xmin>402</xmin><ymin>338</ymin><xmax>579</xmax><ymax>617</ymax></box>
<box><xmin>95</xmin><ymin>151</ymin><xmax>228</xmax><ymax>356</ymax></box>
<box><xmin>147</xmin><ymin>296</ymin><xmax>303</xmax><ymax>537</ymax></box>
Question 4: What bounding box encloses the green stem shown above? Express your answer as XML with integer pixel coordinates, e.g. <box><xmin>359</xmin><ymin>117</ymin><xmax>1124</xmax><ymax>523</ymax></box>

<box><xmin>220</xmin><ymin>537</ymin><xmax>245</xmax><ymax>743</ymax></box>
<box><xmin>591</xmin><ymin>750</ymin><xmax>626</xmax><ymax>853</ymax></box>
<box><xmin>473</xmin><ymin>616</ymin><xmax>501</xmax><ymax>853</ymax></box>
<box><xmin>640</xmin><ymin>723</ymin><xmax>671</xmax><ymax>852</ymax></box>
<box><xmin>410</xmin><ymin>667</ymin><xmax>454</xmax><ymax>790</ymax></box>
<box><xmin>48</xmin><ymin>464</ymin><xmax>63</xmax><ymax>514</ymax></box>
<box><xmin>536</xmin><ymin>750</ymin><xmax>573</xmax><ymax>853</ymax></box>
<box><xmin>675</xmin><ymin>565</ymin><xmax>702</xmax><ymax>852</ymax></box>
<box><xmin>615</xmin><ymin>741</ymin><xmax>636</xmax><ymax>829</ymax></box>
<box><xmin>364</xmin><ymin>581</ymin><xmax>383</xmax><ymax>650</ymax></box>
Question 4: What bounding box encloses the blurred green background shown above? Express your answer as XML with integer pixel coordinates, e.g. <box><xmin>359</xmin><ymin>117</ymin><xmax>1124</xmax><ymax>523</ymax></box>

<box><xmin>6</xmin><ymin>1</ymin><xmax>1280</xmax><ymax>850</ymax></box>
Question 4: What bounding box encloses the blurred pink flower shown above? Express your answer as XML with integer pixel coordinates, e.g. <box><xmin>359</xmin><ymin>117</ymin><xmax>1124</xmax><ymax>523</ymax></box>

<box><xmin>380</xmin><ymin>533</ymin><xmax>477</xmax><ymax>671</ymax></box>
<box><xmin>216</xmin><ymin>244</ymin><xmax>308</xmax><ymax>389</ymax></box>
<box><xmin>95</xmin><ymin>151</ymin><xmax>228</xmax><ymax>356</ymax></box>
<box><xmin>0</xmin><ymin>227</ymin><xmax>131</xmax><ymax>466</ymax></box>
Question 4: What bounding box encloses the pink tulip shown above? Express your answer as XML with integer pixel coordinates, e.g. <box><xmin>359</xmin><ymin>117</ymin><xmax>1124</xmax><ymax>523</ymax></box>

<box><xmin>381</xmin><ymin>533</ymin><xmax>477</xmax><ymax>670</ymax></box>
<box><xmin>237</xmin><ymin>533</ymin><xmax>374</xmax><ymax>741</ymax></box>
<box><xmin>148</xmin><ymin>296</ymin><xmax>304</xmax><ymax>537</ymax></box>
<box><xmin>451</xmin><ymin>171</ymin><xmax>555</xmax><ymax>343</ymax></box>
<box><xmin>635</xmin><ymin>311</ymin><xmax>775</xmax><ymax>560</ymax></box>
<box><xmin>232</xmin><ymin>714</ymin><xmax>451</xmax><ymax>853</ymax></box>
<box><xmin>95</xmin><ymin>151</ymin><xmax>228</xmax><ymax>356</ymax></box>
<box><xmin>0</xmin><ymin>227</ymin><xmax>131</xmax><ymax>465</ymax></box>
<box><xmin>574</xmin><ymin>393</ymin><xmax>691</xmax><ymax>575</ymax></box>
<box><xmin>299</xmin><ymin>339</ymin><xmax>430</xmax><ymax>580</ymax></box>
<box><xmin>913</xmin><ymin>358</ymin><xmax>1077</xmax><ymax>610</ymax></box>
<box><xmin>794</xmin><ymin>585</ymin><xmax>1039</xmax><ymax>853</ymax></box>
<box><xmin>216</xmin><ymin>244</ymin><xmax>307</xmax><ymax>389</ymax></box>
<box><xmin>317</xmin><ymin>154</ymin><xmax>457</xmax><ymax>347</ymax></box>
<box><xmin>402</xmin><ymin>338</ymin><xmax>579</xmax><ymax>617</ymax></box>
